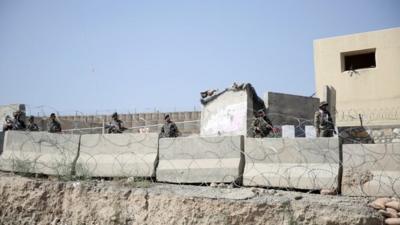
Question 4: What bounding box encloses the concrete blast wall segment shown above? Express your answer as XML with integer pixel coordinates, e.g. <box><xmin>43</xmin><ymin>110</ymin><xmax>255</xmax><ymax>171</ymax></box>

<box><xmin>77</xmin><ymin>133</ymin><xmax>159</xmax><ymax>177</ymax></box>
<box><xmin>243</xmin><ymin>138</ymin><xmax>340</xmax><ymax>190</ymax></box>
<box><xmin>0</xmin><ymin>131</ymin><xmax>80</xmax><ymax>176</ymax></box>
<box><xmin>342</xmin><ymin>143</ymin><xmax>400</xmax><ymax>197</ymax></box>
<box><xmin>201</xmin><ymin>90</ymin><xmax>251</xmax><ymax>137</ymax></box>
<box><xmin>157</xmin><ymin>136</ymin><xmax>245</xmax><ymax>184</ymax></box>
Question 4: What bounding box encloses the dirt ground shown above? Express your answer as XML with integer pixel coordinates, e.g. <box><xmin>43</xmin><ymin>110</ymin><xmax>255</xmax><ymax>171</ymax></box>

<box><xmin>0</xmin><ymin>172</ymin><xmax>383</xmax><ymax>225</ymax></box>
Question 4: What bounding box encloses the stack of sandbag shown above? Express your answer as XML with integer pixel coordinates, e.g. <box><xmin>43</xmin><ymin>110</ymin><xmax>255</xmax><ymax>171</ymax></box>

<box><xmin>368</xmin><ymin>197</ymin><xmax>400</xmax><ymax>225</ymax></box>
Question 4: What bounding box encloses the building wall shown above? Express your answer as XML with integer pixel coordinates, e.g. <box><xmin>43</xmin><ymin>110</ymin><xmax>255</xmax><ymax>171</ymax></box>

<box><xmin>314</xmin><ymin>27</ymin><xmax>400</xmax><ymax>127</ymax></box>
<box><xmin>264</xmin><ymin>92</ymin><xmax>320</xmax><ymax>137</ymax></box>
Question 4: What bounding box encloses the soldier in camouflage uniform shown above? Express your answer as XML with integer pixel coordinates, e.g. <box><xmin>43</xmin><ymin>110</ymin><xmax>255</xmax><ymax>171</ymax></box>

<box><xmin>251</xmin><ymin>109</ymin><xmax>273</xmax><ymax>138</ymax></box>
<box><xmin>47</xmin><ymin>113</ymin><xmax>62</xmax><ymax>133</ymax></box>
<box><xmin>314</xmin><ymin>101</ymin><xmax>335</xmax><ymax>137</ymax></box>
<box><xmin>2</xmin><ymin>115</ymin><xmax>13</xmax><ymax>131</ymax></box>
<box><xmin>106</xmin><ymin>112</ymin><xmax>127</xmax><ymax>133</ymax></box>
<box><xmin>160</xmin><ymin>114</ymin><xmax>180</xmax><ymax>138</ymax></box>
<box><xmin>12</xmin><ymin>110</ymin><xmax>26</xmax><ymax>131</ymax></box>
<box><xmin>27</xmin><ymin>116</ymin><xmax>39</xmax><ymax>131</ymax></box>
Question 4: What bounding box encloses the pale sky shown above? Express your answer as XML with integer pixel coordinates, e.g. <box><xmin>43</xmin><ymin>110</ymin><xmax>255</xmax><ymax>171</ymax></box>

<box><xmin>0</xmin><ymin>0</ymin><xmax>399</xmax><ymax>115</ymax></box>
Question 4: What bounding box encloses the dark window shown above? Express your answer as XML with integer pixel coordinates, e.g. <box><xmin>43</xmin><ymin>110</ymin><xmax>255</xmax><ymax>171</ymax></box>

<box><xmin>342</xmin><ymin>49</ymin><xmax>376</xmax><ymax>71</ymax></box>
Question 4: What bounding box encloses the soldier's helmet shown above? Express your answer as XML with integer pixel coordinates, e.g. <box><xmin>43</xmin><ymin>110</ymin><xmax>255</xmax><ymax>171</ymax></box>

<box><xmin>257</xmin><ymin>109</ymin><xmax>265</xmax><ymax>116</ymax></box>
<box><xmin>164</xmin><ymin>114</ymin><xmax>170</xmax><ymax>120</ymax></box>
<box><xmin>112</xmin><ymin>112</ymin><xmax>118</xmax><ymax>119</ymax></box>
<box><xmin>13</xmin><ymin>110</ymin><xmax>24</xmax><ymax>118</ymax></box>
<box><xmin>319</xmin><ymin>101</ymin><xmax>329</xmax><ymax>108</ymax></box>
<box><xmin>29</xmin><ymin>116</ymin><xmax>35</xmax><ymax>122</ymax></box>
<box><xmin>200</xmin><ymin>91</ymin><xmax>208</xmax><ymax>98</ymax></box>
<box><xmin>50</xmin><ymin>113</ymin><xmax>56</xmax><ymax>118</ymax></box>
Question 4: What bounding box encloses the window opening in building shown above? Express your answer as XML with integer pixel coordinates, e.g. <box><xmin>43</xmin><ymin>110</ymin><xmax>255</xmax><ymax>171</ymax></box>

<box><xmin>342</xmin><ymin>49</ymin><xmax>376</xmax><ymax>71</ymax></box>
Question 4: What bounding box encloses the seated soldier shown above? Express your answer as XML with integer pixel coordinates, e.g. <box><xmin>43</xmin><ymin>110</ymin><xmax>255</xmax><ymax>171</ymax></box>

<box><xmin>159</xmin><ymin>114</ymin><xmax>180</xmax><ymax>138</ymax></box>
<box><xmin>106</xmin><ymin>112</ymin><xmax>127</xmax><ymax>133</ymax></box>
<box><xmin>251</xmin><ymin>109</ymin><xmax>273</xmax><ymax>138</ymax></box>
<box><xmin>47</xmin><ymin>113</ymin><xmax>62</xmax><ymax>133</ymax></box>
<box><xmin>27</xmin><ymin>116</ymin><xmax>39</xmax><ymax>131</ymax></box>
<box><xmin>12</xmin><ymin>110</ymin><xmax>26</xmax><ymax>131</ymax></box>
<box><xmin>2</xmin><ymin>115</ymin><xmax>13</xmax><ymax>131</ymax></box>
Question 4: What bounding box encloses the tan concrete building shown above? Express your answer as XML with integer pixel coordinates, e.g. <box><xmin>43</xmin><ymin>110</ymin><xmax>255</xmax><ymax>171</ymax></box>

<box><xmin>314</xmin><ymin>27</ymin><xmax>400</xmax><ymax>127</ymax></box>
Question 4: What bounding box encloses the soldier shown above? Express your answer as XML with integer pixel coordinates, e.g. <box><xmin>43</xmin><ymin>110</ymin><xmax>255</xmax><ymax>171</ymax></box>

<box><xmin>314</xmin><ymin>101</ymin><xmax>335</xmax><ymax>137</ymax></box>
<box><xmin>47</xmin><ymin>113</ymin><xmax>62</xmax><ymax>133</ymax></box>
<box><xmin>2</xmin><ymin>115</ymin><xmax>13</xmax><ymax>131</ymax></box>
<box><xmin>12</xmin><ymin>110</ymin><xmax>26</xmax><ymax>131</ymax></box>
<box><xmin>200</xmin><ymin>89</ymin><xmax>217</xmax><ymax>99</ymax></box>
<box><xmin>251</xmin><ymin>109</ymin><xmax>273</xmax><ymax>138</ymax></box>
<box><xmin>160</xmin><ymin>114</ymin><xmax>180</xmax><ymax>138</ymax></box>
<box><xmin>27</xmin><ymin>116</ymin><xmax>39</xmax><ymax>131</ymax></box>
<box><xmin>106</xmin><ymin>112</ymin><xmax>127</xmax><ymax>133</ymax></box>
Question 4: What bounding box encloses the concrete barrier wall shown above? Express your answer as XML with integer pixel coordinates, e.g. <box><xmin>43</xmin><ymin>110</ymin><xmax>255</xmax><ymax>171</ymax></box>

<box><xmin>0</xmin><ymin>131</ymin><xmax>80</xmax><ymax>176</ymax></box>
<box><xmin>200</xmin><ymin>90</ymin><xmax>251</xmax><ymax>137</ymax></box>
<box><xmin>77</xmin><ymin>133</ymin><xmax>159</xmax><ymax>177</ymax></box>
<box><xmin>4</xmin><ymin>130</ymin><xmax>397</xmax><ymax>198</ymax></box>
<box><xmin>157</xmin><ymin>136</ymin><xmax>244</xmax><ymax>184</ymax></box>
<box><xmin>342</xmin><ymin>143</ymin><xmax>400</xmax><ymax>197</ymax></box>
<box><xmin>243</xmin><ymin>138</ymin><xmax>340</xmax><ymax>190</ymax></box>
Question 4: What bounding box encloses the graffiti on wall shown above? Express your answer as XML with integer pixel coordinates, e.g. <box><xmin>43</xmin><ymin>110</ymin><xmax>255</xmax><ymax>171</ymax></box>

<box><xmin>201</xmin><ymin>102</ymin><xmax>247</xmax><ymax>135</ymax></box>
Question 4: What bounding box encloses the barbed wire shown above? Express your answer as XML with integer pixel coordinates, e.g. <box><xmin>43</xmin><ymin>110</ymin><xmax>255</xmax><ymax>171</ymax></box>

<box><xmin>0</xmin><ymin>107</ymin><xmax>399</xmax><ymax>198</ymax></box>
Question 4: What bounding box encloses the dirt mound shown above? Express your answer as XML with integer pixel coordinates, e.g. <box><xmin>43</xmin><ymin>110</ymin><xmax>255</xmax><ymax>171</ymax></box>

<box><xmin>0</xmin><ymin>172</ymin><xmax>382</xmax><ymax>225</ymax></box>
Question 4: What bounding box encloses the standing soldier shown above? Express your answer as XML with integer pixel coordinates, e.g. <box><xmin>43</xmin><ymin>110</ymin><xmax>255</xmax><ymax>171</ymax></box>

<box><xmin>106</xmin><ymin>112</ymin><xmax>127</xmax><ymax>133</ymax></box>
<box><xmin>2</xmin><ymin>115</ymin><xmax>13</xmax><ymax>131</ymax></box>
<box><xmin>48</xmin><ymin>113</ymin><xmax>62</xmax><ymax>133</ymax></box>
<box><xmin>314</xmin><ymin>101</ymin><xmax>335</xmax><ymax>137</ymax></box>
<box><xmin>27</xmin><ymin>116</ymin><xmax>39</xmax><ymax>131</ymax></box>
<box><xmin>12</xmin><ymin>110</ymin><xmax>26</xmax><ymax>131</ymax></box>
<box><xmin>251</xmin><ymin>109</ymin><xmax>273</xmax><ymax>138</ymax></box>
<box><xmin>160</xmin><ymin>114</ymin><xmax>180</xmax><ymax>138</ymax></box>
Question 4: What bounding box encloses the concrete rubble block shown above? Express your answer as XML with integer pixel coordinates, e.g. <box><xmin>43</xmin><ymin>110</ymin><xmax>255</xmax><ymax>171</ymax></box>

<box><xmin>305</xmin><ymin>125</ymin><xmax>317</xmax><ymax>138</ymax></box>
<box><xmin>157</xmin><ymin>135</ymin><xmax>245</xmax><ymax>184</ymax></box>
<box><xmin>281</xmin><ymin>125</ymin><xmax>295</xmax><ymax>138</ymax></box>
<box><xmin>342</xmin><ymin>143</ymin><xmax>400</xmax><ymax>197</ymax></box>
<box><xmin>0</xmin><ymin>131</ymin><xmax>80</xmax><ymax>176</ymax></box>
<box><xmin>243</xmin><ymin>137</ymin><xmax>340</xmax><ymax>190</ymax></box>
<box><xmin>77</xmin><ymin>133</ymin><xmax>159</xmax><ymax>177</ymax></box>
